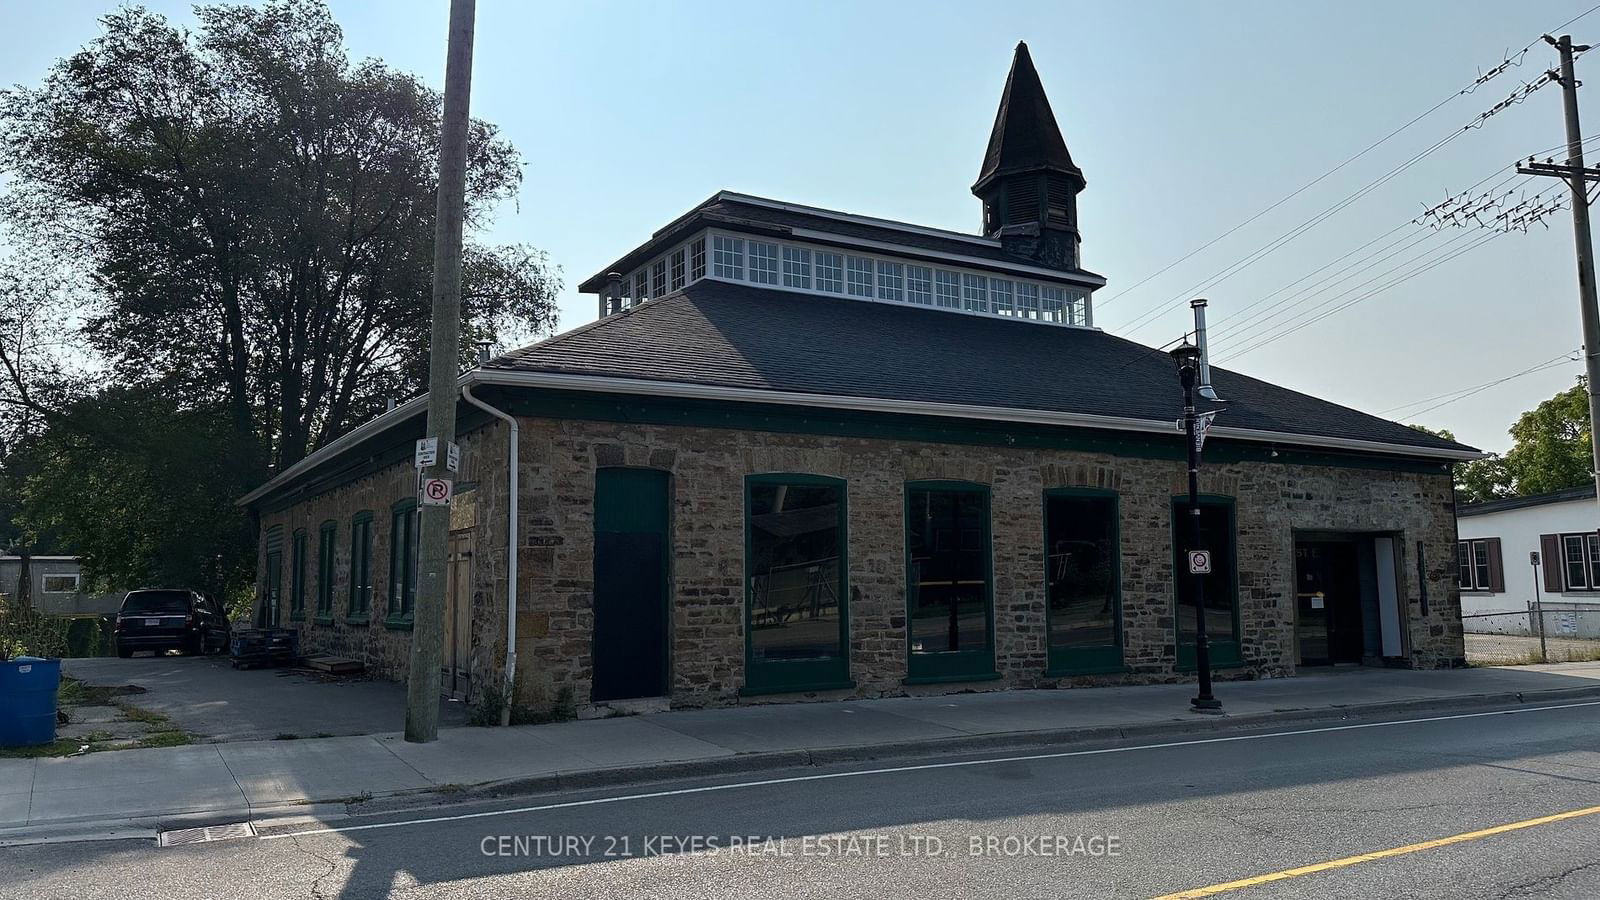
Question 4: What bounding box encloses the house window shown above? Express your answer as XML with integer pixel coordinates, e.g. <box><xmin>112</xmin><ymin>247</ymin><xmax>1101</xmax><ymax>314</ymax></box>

<box><xmin>1561</xmin><ymin>533</ymin><xmax>1598</xmax><ymax>591</ymax></box>
<box><xmin>1173</xmin><ymin>497</ymin><xmax>1241</xmax><ymax>668</ymax></box>
<box><xmin>652</xmin><ymin>258</ymin><xmax>668</xmax><ymax>296</ymax></box>
<box><xmin>388</xmin><ymin>502</ymin><xmax>419</xmax><ymax>622</ymax></box>
<box><xmin>670</xmin><ymin>248</ymin><xmax>687</xmax><ymax>290</ymax></box>
<box><xmin>1016</xmin><ymin>283</ymin><xmax>1041</xmax><ymax>319</ymax></box>
<box><xmin>748</xmin><ymin>240</ymin><xmax>780</xmax><ymax>285</ymax></box>
<box><xmin>41</xmin><ymin>574</ymin><xmax>79</xmax><ymax>594</ymax></box>
<box><xmin>745</xmin><ymin>475</ymin><xmax>849</xmax><ymax>692</ymax></box>
<box><xmin>876</xmin><ymin>260</ymin><xmax>904</xmax><ymax>302</ymax></box>
<box><xmin>689</xmin><ymin>238</ymin><xmax>706</xmax><ymax>280</ymax></box>
<box><xmin>846</xmin><ymin>256</ymin><xmax>874</xmax><ymax>297</ymax></box>
<box><xmin>962</xmin><ymin>273</ymin><xmax>988</xmax><ymax>312</ymax></box>
<box><xmin>782</xmin><ymin>246</ymin><xmax>812</xmax><ymax>289</ymax></box>
<box><xmin>290</xmin><ymin>530</ymin><xmax>307</xmax><ymax>620</ymax></box>
<box><xmin>906</xmin><ymin>481</ymin><xmax>994</xmax><ymax>680</ymax></box>
<box><xmin>1067</xmin><ymin>288</ymin><xmax>1088</xmax><ymax>325</ymax></box>
<box><xmin>935</xmin><ymin>270</ymin><xmax>962</xmax><ymax>308</ymax></box>
<box><xmin>1041</xmin><ymin>286</ymin><xmax>1066</xmax><ymax>322</ymax></box>
<box><xmin>906</xmin><ymin>265</ymin><xmax>933</xmax><ymax>305</ymax></box>
<box><xmin>348</xmin><ymin>512</ymin><xmax>374</xmax><ymax>620</ymax></box>
<box><xmin>712</xmin><ymin>235</ymin><xmax>744</xmax><ymax>279</ymax></box>
<box><xmin>1045</xmin><ymin>490</ymin><xmax>1122</xmax><ymax>674</ymax></box>
<box><xmin>317</xmin><ymin>521</ymin><xmax>336</xmax><ymax>619</ymax></box>
<box><xmin>989</xmin><ymin>278</ymin><xmax>1016</xmax><ymax>316</ymax></box>
<box><xmin>1457</xmin><ymin>539</ymin><xmax>1501</xmax><ymax>591</ymax></box>
<box><xmin>633</xmin><ymin>270</ymin><xmax>649</xmax><ymax>303</ymax></box>
<box><xmin>816</xmin><ymin>252</ymin><xmax>844</xmax><ymax>293</ymax></box>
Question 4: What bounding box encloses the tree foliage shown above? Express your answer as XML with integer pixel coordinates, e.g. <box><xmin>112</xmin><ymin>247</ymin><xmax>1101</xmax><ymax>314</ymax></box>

<box><xmin>0</xmin><ymin>0</ymin><xmax>560</xmax><ymax>598</ymax></box>
<box><xmin>1413</xmin><ymin>377</ymin><xmax>1593</xmax><ymax>503</ymax></box>
<box><xmin>0</xmin><ymin>0</ymin><xmax>559</xmax><ymax>470</ymax></box>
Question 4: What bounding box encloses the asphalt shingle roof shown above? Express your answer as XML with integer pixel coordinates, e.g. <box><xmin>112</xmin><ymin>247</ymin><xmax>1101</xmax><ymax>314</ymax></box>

<box><xmin>491</xmin><ymin>280</ymin><xmax>1476</xmax><ymax>456</ymax></box>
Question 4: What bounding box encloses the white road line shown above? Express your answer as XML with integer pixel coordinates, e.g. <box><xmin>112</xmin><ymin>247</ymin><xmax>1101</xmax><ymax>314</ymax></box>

<box><xmin>260</xmin><ymin>699</ymin><xmax>1600</xmax><ymax>841</ymax></box>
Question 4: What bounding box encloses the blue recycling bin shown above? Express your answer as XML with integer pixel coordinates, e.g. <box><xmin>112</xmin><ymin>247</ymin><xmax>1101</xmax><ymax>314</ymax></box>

<box><xmin>0</xmin><ymin>656</ymin><xmax>62</xmax><ymax>747</ymax></box>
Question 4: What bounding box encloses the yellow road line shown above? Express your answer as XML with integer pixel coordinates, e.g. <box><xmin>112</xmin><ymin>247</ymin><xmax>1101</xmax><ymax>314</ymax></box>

<box><xmin>1151</xmin><ymin>803</ymin><xmax>1600</xmax><ymax>899</ymax></box>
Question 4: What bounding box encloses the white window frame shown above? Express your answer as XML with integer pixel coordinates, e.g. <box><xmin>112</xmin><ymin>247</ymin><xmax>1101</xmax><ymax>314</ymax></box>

<box><xmin>690</xmin><ymin>238</ymin><xmax>707</xmax><ymax>281</ymax></box>
<box><xmin>846</xmin><ymin>255</ymin><xmax>874</xmax><ymax>297</ymax></box>
<box><xmin>651</xmin><ymin>259</ymin><xmax>668</xmax><ymax>297</ymax></box>
<box><xmin>695</xmin><ymin>228</ymin><xmax>1098</xmax><ymax>329</ymax></box>
<box><xmin>713</xmin><ymin>235</ymin><xmax>745</xmax><ymax>280</ymax></box>
<box><xmin>1561</xmin><ymin>532</ymin><xmax>1600</xmax><ymax>591</ymax></box>
<box><xmin>41</xmin><ymin>573</ymin><xmax>80</xmax><ymax>594</ymax></box>
<box><xmin>782</xmin><ymin>246</ymin><xmax>812</xmax><ymax>289</ymax></box>
<box><xmin>1455</xmin><ymin>539</ymin><xmax>1492</xmax><ymax>592</ymax></box>
<box><xmin>906</xmin><ymin>265</ymin><xmax>933</xmax><ymax>305</ymax></box>
<box><xmin>748</xmin><ymin>240</ymin><xmax>780</xmax><ymax>285</ymax></box>
<box><xmin>670</xmin><ymin>248</ymin><xmax>687</xmax><ymax>290</ymax></box>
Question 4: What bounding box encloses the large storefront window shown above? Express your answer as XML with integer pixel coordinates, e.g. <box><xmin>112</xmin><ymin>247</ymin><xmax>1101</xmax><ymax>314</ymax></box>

<box><xmin>744</xmin><ymin>475</ymin><xmax>850</xmax><ymax>694</ymax></box>
<box><xmin>1173</xmin><ymin>496</ymin><xmax>1242</xmax><ymax>668</ymax></box>
<box><xmin>906</xmin><ymin>481</ymin><xmax>996</xmax><ymax>682</ymax></box>
<box><xmin>1045</xmin><ymin>489</ymin><xmax>1123</xmax><ymax>674</ymax></box>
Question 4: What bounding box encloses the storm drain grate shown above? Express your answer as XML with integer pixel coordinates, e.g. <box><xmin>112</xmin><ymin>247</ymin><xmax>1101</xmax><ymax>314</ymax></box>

<box><xmin>158</xmin><ymin>821</ymin><xmax>257</xmax><ymax>847</ymax></box>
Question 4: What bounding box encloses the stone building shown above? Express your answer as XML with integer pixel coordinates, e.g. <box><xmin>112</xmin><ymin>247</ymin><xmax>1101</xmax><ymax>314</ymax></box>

<box><xmin>241</xmin><ymin>43</ymin><xmax>1474</xmax><ymax>716</ymax></box>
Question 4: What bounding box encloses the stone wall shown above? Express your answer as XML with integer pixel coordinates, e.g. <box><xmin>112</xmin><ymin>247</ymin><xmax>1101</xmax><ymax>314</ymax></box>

<box><xmin>256</xmin><ymin>428</ymin><xmax>496</xmax><ymax>682</ymax></box>
<box><xmin>481</xmin><ymin>418</ymin><xmax>1463</xmax><ymax>713</ymax></box>
<box><xmin>256</xmin><ymin>415</ymin><xmax>1465</xmax><ymax>714</ymax></box>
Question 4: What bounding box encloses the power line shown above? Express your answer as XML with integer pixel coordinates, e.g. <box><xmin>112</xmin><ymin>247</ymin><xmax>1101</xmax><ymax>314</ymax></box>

<box><xmin>1223</xmin><ymin>228</ymin><xmax>1511</xmax><ymax>359</ymax></box>
<box><xmin>1379</xmin><ymin>349</ymin><xmax>1579</xmax><ymax>417</ymax></box>
<box><xmin>1397</xmin><ymin>352</ymin><xmax>1581</xmax><ymax>421</ymax></box>
<box><xmin>1106</xmin><ymin>4</ymin><xmax>1600</xmax><ymax>335</ymax></box>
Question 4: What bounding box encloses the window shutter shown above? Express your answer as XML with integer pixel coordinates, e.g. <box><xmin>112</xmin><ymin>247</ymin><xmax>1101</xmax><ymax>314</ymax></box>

<box><xmin>1541</xmin><ymin>534</ymin><xmax>1563</xmax><ymax>592</ymax></box>
<box><xmin>1486</xmin><ymin>538</ymin><xmax>1505</xmax><ymax>592</ymax></box>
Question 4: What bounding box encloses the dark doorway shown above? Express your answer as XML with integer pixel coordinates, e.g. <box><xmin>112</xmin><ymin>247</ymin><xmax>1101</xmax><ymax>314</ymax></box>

<box><xmin>1294</xmin><ymin>540</ymin><xmax>1367</xmax><ymax>665</ymax></box>
<box><xmin>592</xmin><ymin>468</ymin><xmax>671</xmax><ymax>702</ymax></box>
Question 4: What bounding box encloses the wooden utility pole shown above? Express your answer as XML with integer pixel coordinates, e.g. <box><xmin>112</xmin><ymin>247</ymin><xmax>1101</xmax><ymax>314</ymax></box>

<box><xmin>1519</xmin><ymin>34</ymin><xmax>1600</xmax><ymax>519</ymax></box>
<box><xmin>406</xmin><ymin>0</ymin><xmax>477</xmax><ymax>743</ymax></box>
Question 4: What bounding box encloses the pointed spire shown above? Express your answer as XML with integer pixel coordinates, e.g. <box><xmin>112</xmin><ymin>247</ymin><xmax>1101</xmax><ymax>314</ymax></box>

<box><xmin>972</xmin><ymin>42</ymin><xmax>1082</xmax><ymax>195</ymax></box>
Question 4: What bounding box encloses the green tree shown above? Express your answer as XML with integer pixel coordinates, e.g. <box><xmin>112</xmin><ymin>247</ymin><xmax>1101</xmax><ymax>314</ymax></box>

<box><xmin>0</xmin><ymin>0</ymin><xmax>559</xmax><ymax>470</ymax></box>
<box><xmin>1501</xmin><ymin>379</ymin><xmax>1592</xmax><ymax>496</ymax></box>
<box><xmin>0</xmin><ymin>1</ymin><xmax>561</xmax><ymax>600</ymax></box>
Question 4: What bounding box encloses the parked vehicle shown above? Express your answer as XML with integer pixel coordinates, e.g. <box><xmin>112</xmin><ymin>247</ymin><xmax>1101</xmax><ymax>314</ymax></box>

<box><xmin>114</xmin><ymin>590</ymin><xmax>231</xmax><ymax>658</ymax></box>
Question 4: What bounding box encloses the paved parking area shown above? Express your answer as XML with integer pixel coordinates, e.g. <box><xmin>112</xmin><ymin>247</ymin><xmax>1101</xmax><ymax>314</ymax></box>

<box><xmin>62</xmin><ymin>656</ymin><xmax>468</xmax><ymax>742</ymax></box>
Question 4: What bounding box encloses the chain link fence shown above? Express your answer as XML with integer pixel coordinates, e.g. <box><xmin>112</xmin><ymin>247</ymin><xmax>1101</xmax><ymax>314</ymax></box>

<box><xmin>1465</xmin><ymin>607</ymin><xmax>1600</xmax><ymax>665</ymax></box>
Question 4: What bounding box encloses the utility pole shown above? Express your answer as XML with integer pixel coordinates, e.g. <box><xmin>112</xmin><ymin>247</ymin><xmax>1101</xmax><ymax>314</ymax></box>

<box><xmin>1518</xmin><ymin>34</ymin><xmax>1600</xmax><ymax>526</ymax></box>
<box><xmin>406</xmin><ymin>0</ymin><xmax>477</xmax><ymax>743</ymax></box>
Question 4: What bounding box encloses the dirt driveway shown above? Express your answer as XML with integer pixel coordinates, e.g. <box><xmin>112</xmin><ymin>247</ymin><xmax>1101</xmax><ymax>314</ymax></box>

<box><xmin>62</xmin><ymin>655</ymin><xmax>469</xmax><ymax>742</ymax></box>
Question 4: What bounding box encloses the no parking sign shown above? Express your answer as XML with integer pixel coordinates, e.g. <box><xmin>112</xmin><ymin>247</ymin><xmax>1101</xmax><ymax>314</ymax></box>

<box><xmin>421</xmin><ymin>477</ymin><xmax>454</xmax><ymax>506</ymax></box>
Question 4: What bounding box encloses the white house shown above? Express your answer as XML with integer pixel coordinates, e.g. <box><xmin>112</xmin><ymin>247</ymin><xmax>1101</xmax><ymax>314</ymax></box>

<box><xmin>1456</xmin><ymin>485</ymin><xmax>1600</xmax><ymax>637</ymax></box>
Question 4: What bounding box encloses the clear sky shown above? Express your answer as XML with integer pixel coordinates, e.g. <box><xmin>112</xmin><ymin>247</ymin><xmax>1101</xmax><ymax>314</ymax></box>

<box><xmin>6</xmin><ymin>1</ymin><xmax>1600</xmax><ymax>453</ymax></box>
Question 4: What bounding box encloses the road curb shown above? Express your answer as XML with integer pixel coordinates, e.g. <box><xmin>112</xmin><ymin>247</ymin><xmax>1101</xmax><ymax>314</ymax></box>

<box><xmin>435</xmin><ymin>683</ymin><xmax>1600</xmax><ymax>808</ymax></box>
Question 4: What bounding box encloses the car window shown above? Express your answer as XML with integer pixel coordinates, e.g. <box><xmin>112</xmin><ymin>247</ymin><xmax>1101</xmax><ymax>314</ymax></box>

<box><xmin>121</xmin><ymin>591</ymin><xmax>192</xmax><ymax>614</ymax></box>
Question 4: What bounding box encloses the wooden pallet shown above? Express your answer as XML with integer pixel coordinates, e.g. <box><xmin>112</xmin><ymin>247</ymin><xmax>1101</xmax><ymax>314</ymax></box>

<box><xmin>303</xmin><ymin>655</ymin><xmax>364</xmax><ymax>675</ymax></box>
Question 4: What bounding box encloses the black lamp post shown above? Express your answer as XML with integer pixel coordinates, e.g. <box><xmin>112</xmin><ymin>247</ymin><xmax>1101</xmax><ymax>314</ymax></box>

<box><xmin>1171</xmin><ymin>341</ymin><xmax>1222</xmax><ymax>712</ymax></box>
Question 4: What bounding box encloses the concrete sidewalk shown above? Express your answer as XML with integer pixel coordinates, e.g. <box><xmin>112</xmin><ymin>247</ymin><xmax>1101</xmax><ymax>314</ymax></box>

<box><xmin>7</xmin><ymin>662</ymin><xmax>1600</xmax><ymax>840</ymax></box>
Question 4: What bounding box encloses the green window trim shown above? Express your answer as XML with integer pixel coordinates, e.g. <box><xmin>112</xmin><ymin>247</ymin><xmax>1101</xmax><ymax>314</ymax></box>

<box><xmin>741</xmin><ymin>473</ymin><xmax>852</xmax><ymax>695</ymax></box>
<box><xmin>1043</xmin><ymin>487</ymin><xmax>1125</xmax><ymax>677</ymax></box>
<box><xmin>904</xmin><ymin>480</ymin><xmax>997</xmax><ymax>683</ymax></box>
<box><xmin>289</xmin><ymin>529</ymin><xmax>308</xmax><ymax>621</ymax></box>
<box><xmin>347</xmin><ymin>511</ymin><xmax>374</xmax><ymax>623</ymax></box>
<box><xmin>315</xmin><ymin>520</ymin><xmax>337</xmax><ymax>623</ymax></box>
<box><xmin>1170</xmin><ymin>494</ymin><xmax>1243</xmax><ymax>670</ymax></box>
<box><xmin>386</xmin><ymin>500</ymin><xmax>419</xmax><ymax>625</ymax></box>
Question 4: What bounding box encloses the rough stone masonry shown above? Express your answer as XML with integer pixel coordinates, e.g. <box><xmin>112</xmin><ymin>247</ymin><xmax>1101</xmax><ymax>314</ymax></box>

<box><xmin>257</xmin><ymin>414</ymin><xmax>1464</xmax><ymax>717</ymax></box>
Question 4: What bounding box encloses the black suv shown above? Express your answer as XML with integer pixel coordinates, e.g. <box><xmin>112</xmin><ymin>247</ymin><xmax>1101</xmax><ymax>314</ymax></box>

<box><xmin>114</xmin><ymin>590</ymin><xmax>231</xmax><ymax>658</ymax></box>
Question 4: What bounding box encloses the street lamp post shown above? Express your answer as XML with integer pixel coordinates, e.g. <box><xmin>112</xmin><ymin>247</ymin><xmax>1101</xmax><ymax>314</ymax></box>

<box><xmin>1171</xmin><ymin>341</ymin><xmax>1222</xmax><ymax>712</ymax></box>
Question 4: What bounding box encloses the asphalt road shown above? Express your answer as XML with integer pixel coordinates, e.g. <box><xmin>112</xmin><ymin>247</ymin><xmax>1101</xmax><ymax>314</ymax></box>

<box><xmin>7</xmin><ymin>700</ymin><xmax>1600</xmax><ymax>899</ymax></box>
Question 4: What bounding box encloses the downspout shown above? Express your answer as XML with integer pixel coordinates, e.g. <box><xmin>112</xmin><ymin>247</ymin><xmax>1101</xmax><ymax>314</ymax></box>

<box><xmin>462</xmin><ymin>382</ymin><xmax>519</xmax><ymax>726</ymax></box>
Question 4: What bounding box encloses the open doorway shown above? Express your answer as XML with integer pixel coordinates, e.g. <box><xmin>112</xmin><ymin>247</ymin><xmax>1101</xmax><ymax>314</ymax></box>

<box><xmin>1294</xmin><ymin>533</ymin><xmax>1405</xmax><ymax>666</ymax></box>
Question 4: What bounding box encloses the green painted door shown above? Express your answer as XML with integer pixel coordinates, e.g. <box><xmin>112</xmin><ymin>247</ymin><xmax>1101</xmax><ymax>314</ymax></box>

<box><xmin>592</xmin><ymin>468</ymin><xmax>671</xmax><ymax>702</ymax></box>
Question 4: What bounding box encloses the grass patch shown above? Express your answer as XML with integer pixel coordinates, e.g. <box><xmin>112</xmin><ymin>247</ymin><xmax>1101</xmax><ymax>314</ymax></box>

<box><xmin>115</xmin><ymin>702</ymin><xmax>172</xmax><ymax>726</ymax></box>
<box><xmin>136</xmin><ymin>731</ymin><xmax>192</xmax><ymax>749</ymax></box>
<box><xmin>0</xmin><ymin>738</ymin><xmax>85</xmax><ymax>759</ymax></box>
<box><xmin>56</xmin><ymin>676</ymin><xmax>142</xmax><ymax>708</ymax></box>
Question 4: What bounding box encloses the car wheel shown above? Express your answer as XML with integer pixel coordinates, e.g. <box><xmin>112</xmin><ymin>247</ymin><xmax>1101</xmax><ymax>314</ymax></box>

<box><xmin>185</xmin><ymin>633</ymin><xmax>204</xmax><ymax>656</ymax></box>
<box><xmin>117</xmin><ymin>644</ymin><xmax>133</xmax><ymax>659</ymax></box>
